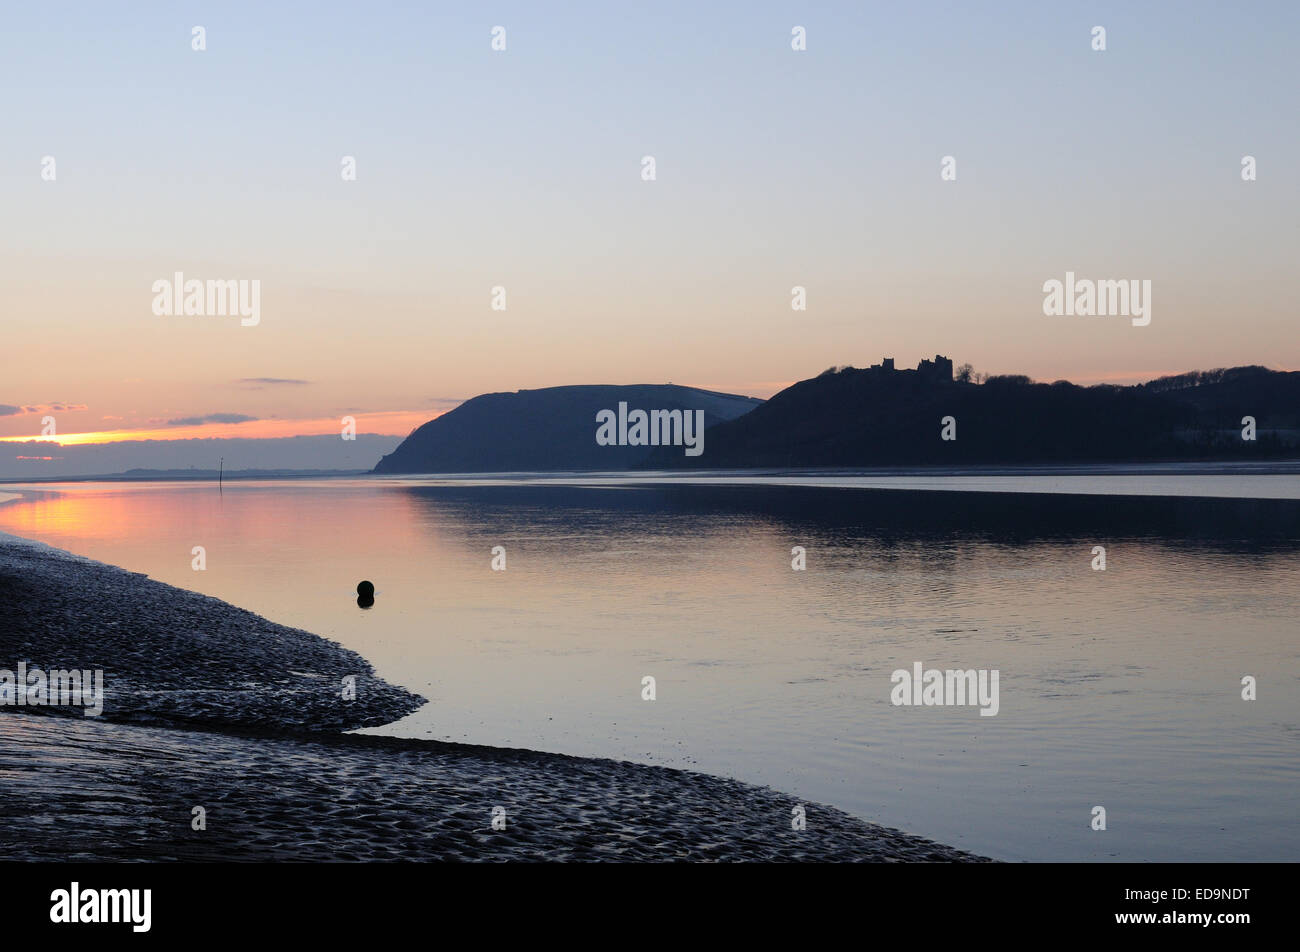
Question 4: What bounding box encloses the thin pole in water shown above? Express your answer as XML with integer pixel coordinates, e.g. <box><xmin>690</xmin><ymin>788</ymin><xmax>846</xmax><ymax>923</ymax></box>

<box><xmin>219</xmin><ymin>457</ymin><xmax>223</xmax><ymax>493</ymax></box>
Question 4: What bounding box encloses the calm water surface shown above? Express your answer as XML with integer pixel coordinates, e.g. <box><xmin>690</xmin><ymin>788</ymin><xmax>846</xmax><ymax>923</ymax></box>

<box><xmin>2</xmin><ymin>475</ymin><xmax>1297</xmax><ymax>862</ymax></box>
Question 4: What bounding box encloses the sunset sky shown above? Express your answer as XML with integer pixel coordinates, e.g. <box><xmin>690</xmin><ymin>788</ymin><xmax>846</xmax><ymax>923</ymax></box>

<box><xmin>3</xmin><ymin>1</ymin><xmax>1297</xmax><ymax>475</ymax></box>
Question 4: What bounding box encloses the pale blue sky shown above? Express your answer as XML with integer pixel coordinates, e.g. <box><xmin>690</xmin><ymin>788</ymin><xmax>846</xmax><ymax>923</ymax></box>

<box><xmin>3</xmin><ymin>1</ymin><xmax>1297</xmax><ymax>469</ymax></box>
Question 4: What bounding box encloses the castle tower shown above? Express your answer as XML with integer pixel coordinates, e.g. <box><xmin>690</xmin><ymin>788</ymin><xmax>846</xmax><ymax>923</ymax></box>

<box><xmin>915</xmin><ymin>355</ymin><xmax>953</xmax><ymax>382</ymax></box>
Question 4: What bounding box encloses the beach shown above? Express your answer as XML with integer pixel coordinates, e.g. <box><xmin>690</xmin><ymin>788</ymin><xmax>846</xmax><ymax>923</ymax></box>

<box><xmin>0</xmin><ymin>529</ymin><xmax>990</xmax><ymax>862</ymax></box>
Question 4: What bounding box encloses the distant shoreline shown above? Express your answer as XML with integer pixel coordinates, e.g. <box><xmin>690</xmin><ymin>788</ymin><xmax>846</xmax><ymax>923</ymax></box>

<box><xmin>4</xmin><ymin>458</ymin><xmax>1300</xmax><ymax>484</ymax></box>
<box><xmin>0</xmin><ymin>531</ymin><xmax>990</xmax><ymax>862</ymax></box>
<box><xmin>0</xmin><ymin>469</ymin><xmax>372</xmax><ymax>485</ymax></box>
<box><xmin>3</xmin><ymin>462</ymin><xmax>1300</xmax><ymax>502</ymax></box>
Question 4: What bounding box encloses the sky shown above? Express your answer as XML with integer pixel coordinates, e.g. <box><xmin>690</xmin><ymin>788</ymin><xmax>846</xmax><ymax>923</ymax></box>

<box><xmin>3</xmin><ymin>1</ymin><xmax>1298</xmax><ymax>475</ymax></box>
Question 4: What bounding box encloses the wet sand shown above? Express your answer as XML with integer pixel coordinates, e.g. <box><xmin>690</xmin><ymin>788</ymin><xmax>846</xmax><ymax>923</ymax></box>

<box><xmin>0</xmin><ymin>531</ymin><xmax>423</xmax><ymax>733</ymax></box>
<box><xmin>0</xmin><ymin>530</ymin><xmax>990</xmax><ymax>861</ymax></box>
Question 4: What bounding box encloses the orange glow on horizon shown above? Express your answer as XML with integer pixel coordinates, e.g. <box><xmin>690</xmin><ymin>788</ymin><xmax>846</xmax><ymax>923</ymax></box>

<box><xmin>0</xmin><ymin>409</ymin><xmax>445</xmax><ymax>446</ymax></box>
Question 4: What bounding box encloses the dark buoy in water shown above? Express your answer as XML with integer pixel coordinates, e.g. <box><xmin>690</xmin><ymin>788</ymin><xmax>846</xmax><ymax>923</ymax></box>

<box><xmin>356</xmin><ymin>580</ymin><xmax>375</xmax><ymax>609</ymax></box>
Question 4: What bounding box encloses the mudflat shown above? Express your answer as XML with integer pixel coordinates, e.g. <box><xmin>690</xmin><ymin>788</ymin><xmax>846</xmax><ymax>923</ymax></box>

<box><xmin>0</xmin><ymin>532</ymin><xmax>990</xmax><ymax>862</ymax></box>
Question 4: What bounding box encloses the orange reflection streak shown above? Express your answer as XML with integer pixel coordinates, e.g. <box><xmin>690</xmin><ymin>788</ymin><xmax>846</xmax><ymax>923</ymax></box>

<box><xmin>0</xmin><ymin>410</ymin><xmax>444</xmax><ymax>445</ymax></box>
<box><xmin>0</xmin><ymin>491</ymin><xmax>135</xmax><ymax>542</ymax></box>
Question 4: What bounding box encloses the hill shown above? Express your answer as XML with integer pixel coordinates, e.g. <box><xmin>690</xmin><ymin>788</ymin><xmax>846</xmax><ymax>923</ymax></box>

<box><xmin>371</xmin><ymin>385</ymin><xmax>763</xmax><ymax>473</ymax></box>
<box><xmin>652</xmin><ymin>359</ymin><xmax>1300</xmax><ymax>467</ymax></box>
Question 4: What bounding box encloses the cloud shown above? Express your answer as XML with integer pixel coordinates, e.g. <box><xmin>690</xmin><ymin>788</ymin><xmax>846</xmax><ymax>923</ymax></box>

<box><xmin>11</xmin><ymin>403</ymin><xmax>90</xmax><ymax>414</ymax></box>
<box><xmin>166</xmin><ymin>413</ymin><xmax>258</xmax><ymax>427</ymax></box>
<box><xmin>237</xmin><ymin>378</ymin><xmax>310</xmax><ymax>386</ymax></box>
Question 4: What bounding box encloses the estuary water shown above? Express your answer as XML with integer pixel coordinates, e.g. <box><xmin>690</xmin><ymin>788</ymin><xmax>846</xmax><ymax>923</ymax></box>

<box><xmin>2</xmin><ymin>472</ymin><xmax>1297</xmax><ymax>862</ymax></box>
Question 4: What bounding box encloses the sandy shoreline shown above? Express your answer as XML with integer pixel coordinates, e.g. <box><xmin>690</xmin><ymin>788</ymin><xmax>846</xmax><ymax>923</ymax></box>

<box><xmin>0</xmin><ymin>530</ymin><xmax>990</xmax><ymax>861</ymax></box>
